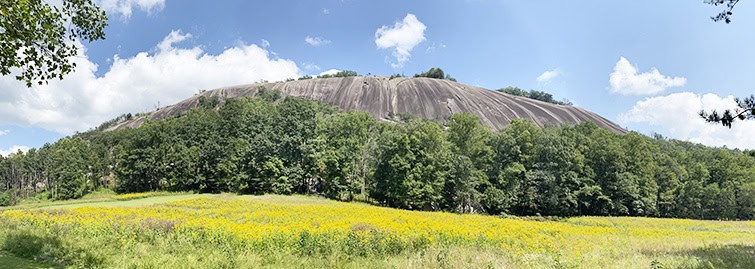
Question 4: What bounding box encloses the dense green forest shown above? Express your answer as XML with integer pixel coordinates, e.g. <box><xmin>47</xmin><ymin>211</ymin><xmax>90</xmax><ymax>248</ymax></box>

<box><xmin>1</xmin><ymin>92</ymin><xmax>753</xmax><ymax>220</ymax></box>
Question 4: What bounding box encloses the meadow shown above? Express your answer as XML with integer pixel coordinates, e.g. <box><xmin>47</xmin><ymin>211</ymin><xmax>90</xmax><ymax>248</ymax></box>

<box><xmin>0</xmin><ymin>194</ymin><xmax>753</xmax><ymax>269</ymax></box>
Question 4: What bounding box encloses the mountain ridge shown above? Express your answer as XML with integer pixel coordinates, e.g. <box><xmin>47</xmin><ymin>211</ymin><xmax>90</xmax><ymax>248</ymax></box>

<box><xmin>108</xmin><ymin>76</ymin><xmax>626</xmax><ymax>133</ymax></box>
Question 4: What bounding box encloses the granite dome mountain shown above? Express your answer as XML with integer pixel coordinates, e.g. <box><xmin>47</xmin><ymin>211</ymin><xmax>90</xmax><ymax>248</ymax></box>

<box><xmin>109</xmin><ymin>76</ymin><xmax>625</xmax><ymax>133</ymax></box>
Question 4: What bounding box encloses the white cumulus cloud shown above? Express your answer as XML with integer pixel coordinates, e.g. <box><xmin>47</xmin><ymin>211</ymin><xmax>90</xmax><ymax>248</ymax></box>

<box><xmin>536</xmin><ymin>68</ymin><xmax>561</xmax><ymax>83</ymax></box>
<box><xmin>318</xmin><ymin>69</ymin><xmax>340</xmax><ymax>77</ymax></box>
<box><xmin>621</xmin><ymin>92</ymin><xmax>755</xmax><ymax>149</ymax></box>
<box><xmin>425</xmin><ymin>42</ymin><xmax>446</xmax><ymax>54</ymax></box>
<box><xmin>0</xmin><ymin>145</ymin><xmax>30</xmax><ymax>157</ymax></box>
<box><xmin>261</xmin><ymin>39</ymin><xmax>271</xmax><ymax>49</ymax></box>
<box><xmin>98</xmin><ymin>0</ymin><xmax>166</xmax><ymax>19</ymax></box>
<box><xmin>302</xmin><ymin>62</ymin><xmax>321</xmax><ymax>71</ymax></box>
<box><xmin>375</xmin><ymin>14</ymin><xmax>427</xmax><ymax>68</ymax></box>
<box><xmin>0</xmin><ymin>29</ymin><xmax>301</xmax><ymax>135</ymax></box>
<box><xmin>156</xmin><ymin>30</ymin><xmax>191</xmax><ymax>51</ymax></box>
<box><xmin>609</xmin><ymin>57</ymin><xmax>686</xmax><ymax>95</ymax></box>
<box><xmin>0</xmin><ymin>130</ymin><xmax>8</xmax><ymax>136</ymax></box>
<box><xmin>305</xmin><ymin>36</ymin><xmax>331</xmax><ymax>46</ymax></box>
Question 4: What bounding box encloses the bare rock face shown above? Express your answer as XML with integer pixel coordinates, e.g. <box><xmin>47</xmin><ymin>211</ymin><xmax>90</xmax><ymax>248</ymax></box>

<box><xmin>109</xmin><ymin>77</ymin><xmax>625</xmax><ymax>133</ymax></box>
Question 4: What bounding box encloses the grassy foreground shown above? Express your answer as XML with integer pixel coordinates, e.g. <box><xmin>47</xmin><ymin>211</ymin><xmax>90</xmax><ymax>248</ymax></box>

<box><xmin>0</xmin><ymin>194</ymin><xmax>753</xmax><ymax>268</ymax></box>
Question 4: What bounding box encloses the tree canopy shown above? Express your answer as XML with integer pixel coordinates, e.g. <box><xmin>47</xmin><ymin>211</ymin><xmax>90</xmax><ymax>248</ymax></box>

<box><xmin>0</xmin><ymin>0</ymin><xmax>108</xmax><ymax>87</ymax></box>
<box><xmin>700</xmin><ymin>95</ymin><xmax>755</xmax><ymax>128</ymax></box>
<box><xmin>413</xmin><ymin>68</ymin><xmax>457</xmax><ymax>82</ymax></box>
<box><xmin>2</xmin><ymin>92</ymin><xmax>753</xmax><ymax>220</ymax></box>
<box><xmin>706</xmin><ymin>0</ymin><xmax>741</xmax><ymax>23</ymax></box>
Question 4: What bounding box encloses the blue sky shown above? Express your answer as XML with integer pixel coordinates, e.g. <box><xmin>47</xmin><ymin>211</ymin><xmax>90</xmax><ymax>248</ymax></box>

<box><xmin>2</xmin><ymin>0</ymin><xmax>755</xmax><ymax>154</ymax></box>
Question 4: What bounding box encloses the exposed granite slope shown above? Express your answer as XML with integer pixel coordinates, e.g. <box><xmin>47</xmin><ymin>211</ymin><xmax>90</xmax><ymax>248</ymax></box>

<box><xmin>109</xmin><ymin>76</ymin><xmax>625</xmax><ymax>133</ymax></box>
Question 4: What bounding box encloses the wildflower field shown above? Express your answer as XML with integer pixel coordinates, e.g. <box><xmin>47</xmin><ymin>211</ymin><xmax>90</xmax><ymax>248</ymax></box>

<box><xmin>0</xmin><ymin>194</ymin><xmax>753</xmax><ymax>268</ymax></box>
<box><xmin>112</xmin><ymin>191</ymin><xmax>178</xmax><ymax>201</ymax></box>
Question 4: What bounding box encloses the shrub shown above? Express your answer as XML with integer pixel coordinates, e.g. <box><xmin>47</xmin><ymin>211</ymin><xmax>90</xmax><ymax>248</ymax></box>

<box><xmin>0</xmin><ymin>191</ymin><xmax>18</xmax><ymax>207</ymax></box>
<box><xmin>389</xmin><ymin>73</ymin><xmax>406</xmax><ymax>79</ymax></box>
<box><xmin>258</xmin><ymin>87</ymin><xmax>282</xmax><ymax>102</ymax></box>
<box><xmin>113</xmin><ymin>191</ymin><xmax>173</xmax><ymax>201</ymax></box>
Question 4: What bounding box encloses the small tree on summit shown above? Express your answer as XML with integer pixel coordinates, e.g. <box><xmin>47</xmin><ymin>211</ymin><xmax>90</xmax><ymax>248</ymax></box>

<box><xmin>414</xmin><ymin>68</ymin><xmax>457</xmax><ymax>81</ymax></box>
<box><xmin>414</xmin><ymin>68</ymin><xmax>445</xmax><ymax>79</ymax></box>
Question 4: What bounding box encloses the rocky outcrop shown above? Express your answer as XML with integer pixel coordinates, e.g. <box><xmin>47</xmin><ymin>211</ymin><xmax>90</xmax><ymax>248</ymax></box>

<box><xmin>108</xmin><ymin>76</ymin><xmax>625</xmax><ymax>133</ymax></box>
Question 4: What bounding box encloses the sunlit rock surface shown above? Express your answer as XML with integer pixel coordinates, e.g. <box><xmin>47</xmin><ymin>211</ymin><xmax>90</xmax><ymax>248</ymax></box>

<box><xmin>110</xmin><ymin>77</ymin><xmax>625</xmax><ymax>133</ymax></box>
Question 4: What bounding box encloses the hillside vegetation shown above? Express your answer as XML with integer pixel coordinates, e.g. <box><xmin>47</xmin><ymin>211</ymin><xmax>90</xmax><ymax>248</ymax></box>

<box><xmin>0</xmin><ymin>194</ymin><xmax>752</xmax><ymax>268</ymax></box>
<box><xmin>497</xmin><ymin>86</ymin><xmax>573</xmax><ymax>106</ymax></box>
<box><xmin>1</xmin><ymin>94</ymin><xmax>754</xmax><ymax>220</ymax></box>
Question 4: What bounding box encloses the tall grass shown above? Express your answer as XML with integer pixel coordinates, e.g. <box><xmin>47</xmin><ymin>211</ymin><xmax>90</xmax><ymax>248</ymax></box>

<box><xmin>0</xmin><ymin>194</ymin><xmax>752</xmax><ymax>268</ymax></box>
<box><xmin>112</xmin><ymin>191</ymin><xmax>176</xmax><ymax>201</ymax></box>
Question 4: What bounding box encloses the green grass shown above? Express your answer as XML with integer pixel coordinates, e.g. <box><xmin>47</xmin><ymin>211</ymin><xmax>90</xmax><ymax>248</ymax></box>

<box><xmin>1</xmin><ymin>191</ymin><xmax>197</xmax><ymax>211</ymax></box>
<box><xmin>113</xmin><ymin>191</ymin><xmax>190</xmax><ymax>201</ymax></box>
<box><xmin>0</xmin><ymin>251</ymin><xmax>60</xmax><ymax>269</ymax></box>
<box><xmin>646</xmin><ymin>244</ymin><xmax>755</xmax><ymax>269</ymax></box>
<box><xmin>4</xmin><ymin>189</ymin><xmax>116</xmax><ymax>211</ymax></box>
<box><xmin>79</xmin><ymin>188</ymin><xmax>118</xmax><ymax>200</ymax></box>
<box><xmin>15</xmin><ymin>189</ymin><xmax>116</xmax><ymax>206</ymax></box>
<box><xmin>39</xmin><ymin>194</ymin><xmax>205</xmax><ymax>209</ymax></box>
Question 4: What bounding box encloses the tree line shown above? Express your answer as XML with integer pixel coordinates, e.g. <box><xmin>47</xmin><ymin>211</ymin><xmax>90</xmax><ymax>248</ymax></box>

<box><xmin>1</xmin><ymin>93</ymin><xmax>753</xmax><ymax>220</ymax></box>
<box><xmin>498</xmin><ymin>87</ymin><xmax>573</xmax><ymax>106</ymax></box>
